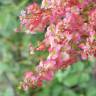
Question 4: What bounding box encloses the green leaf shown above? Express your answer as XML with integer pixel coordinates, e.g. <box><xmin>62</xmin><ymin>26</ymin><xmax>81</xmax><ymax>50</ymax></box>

<box><xmin>87</xmin><ymin>86</ymin><xmax>96</xmax><ymax>96</ymax></box>
<box><xmin>51</xmin><ymin>85</ymin><xmax>62</xmax><ymax>96</ymax></box>
<box><xmin>0</xmin><ymin>63</ymin><xmax>9</xmax><ymax>74</ymax></box>
<box><xmin>56</xmin><ymin>67</ymin><xmax>71</xmax><ymax>82</ymax></box>
<box><xmin>71</xmin><ymin>61</ymin><xmax>85</xmax><ymax>73</ymax></box>
<box><xmin>79</xmin><ymin>73</ymin><xmax>90</xmax><ymax>84</ymax></box>
<box><xmin>3</xmin><ymin>87</ymin><xmax>14</xmax><ymax>96</ymax></box>
<box><xmin>0</xmin><ymin>0</ymin><xmax>13</xmax><ymax>4</ymax></box>
<box><xmin>64</xmin><ymin>73</ymin><xmax>80</xmax><ymax>87</ymax></box>
<box><xmin>61</xmin><ymin>89</ymin><xmax>77</xmax><ymax>96</ymax></box>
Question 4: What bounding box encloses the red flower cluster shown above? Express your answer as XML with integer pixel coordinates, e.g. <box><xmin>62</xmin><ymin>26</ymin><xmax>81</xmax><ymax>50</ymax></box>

<box><xmin>19</xmin><ymin>0</ymin><xmax>96</xmax><ymax>90</ymax></box>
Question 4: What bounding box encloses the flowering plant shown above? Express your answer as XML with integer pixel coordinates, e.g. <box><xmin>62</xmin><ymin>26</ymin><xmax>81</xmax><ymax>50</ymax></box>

<box><xmin>19</xmin><ymin>0</ymin><xmax>96</xmax><ymax>90</ymax></box>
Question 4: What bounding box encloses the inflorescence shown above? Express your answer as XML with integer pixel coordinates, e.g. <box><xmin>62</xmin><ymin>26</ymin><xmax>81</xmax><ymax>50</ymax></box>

<box><xmin>19</xmin><ymin>0</ymin><xmax>96</xmax><ymax>90</ymax></box>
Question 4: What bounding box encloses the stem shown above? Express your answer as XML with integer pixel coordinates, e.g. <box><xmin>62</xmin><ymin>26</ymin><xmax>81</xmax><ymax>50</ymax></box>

<box><xmin>3</xmin><ymin>72</ymin><xmax>19</xmax><ymax>96</ymax></box>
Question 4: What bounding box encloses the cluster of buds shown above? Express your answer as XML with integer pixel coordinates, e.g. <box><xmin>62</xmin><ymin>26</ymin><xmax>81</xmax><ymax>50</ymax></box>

<box><xmin>19</xmin><ymin>0</ymin><xmax>96</xmax><ymax>90</ymax></box>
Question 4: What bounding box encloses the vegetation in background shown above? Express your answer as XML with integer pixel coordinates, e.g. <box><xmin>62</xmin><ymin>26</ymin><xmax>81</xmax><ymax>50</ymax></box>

<box><xmin>0</xmin><ymin>0</ymin><xmax>96</xmax><ymax>96</ymax></box>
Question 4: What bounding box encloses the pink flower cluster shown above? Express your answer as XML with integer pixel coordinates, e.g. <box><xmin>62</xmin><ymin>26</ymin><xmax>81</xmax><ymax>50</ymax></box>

<box><xmin>19</xmin><ymin>0</ymin><xmax>96</xmax><ymax>90</ymax></box>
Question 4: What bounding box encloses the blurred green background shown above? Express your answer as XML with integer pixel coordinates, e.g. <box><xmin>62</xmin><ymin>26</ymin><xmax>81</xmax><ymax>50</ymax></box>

<box><xmin>0</xmin><ymin>0</ymin><xmax>96</xmax><ymax>96</ymax></box>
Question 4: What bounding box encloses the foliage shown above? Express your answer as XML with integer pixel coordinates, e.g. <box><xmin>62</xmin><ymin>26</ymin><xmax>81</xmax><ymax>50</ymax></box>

<box><xmin>0</xmin><ymin>0</ymin><xmax>96</xmax><ymax>96</ymax></box>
